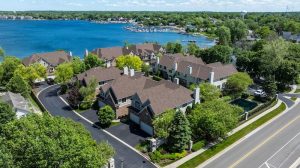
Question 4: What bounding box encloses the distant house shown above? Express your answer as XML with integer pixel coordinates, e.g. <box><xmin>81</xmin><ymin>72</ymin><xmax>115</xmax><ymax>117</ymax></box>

<box><xmin>282</xmin><ymin>31</ymin><xmax>300</xmax><ymax>43</ymax></box>
<box><xmin>155</xmin><ymin>53</ymin><xmax>237</xmax><ymax>89</ymax></box>
<box><xmin>76</xmin><ymin>66</ymin><xmax>123</xmax><ymax>87</ymax></box>
<box><xmin>91</xmin><ymin>43</ymin><xmax>164</xmax><ymax>67</ymax></box>
<box><xmin>1</xmin><ymin>91</ymin><xmax>30</xmax><ymax>119</ymax></box>
<box><xmin>22</xmin><ymin>51</ymin><xmax>72</xmax><ymax>78</ymax></box>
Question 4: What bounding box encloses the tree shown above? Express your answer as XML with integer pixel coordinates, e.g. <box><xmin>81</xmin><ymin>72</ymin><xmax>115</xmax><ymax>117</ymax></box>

<box><xmin>216</xmin><ymin>26</ymin><xmax>231</xmax><ymax>46</ymax></box>
<box><xmin>71</xmin><ymin>56</ymin><xmax>86</xmax><ymax>75</ymax></box>
<box><xmin>116</xmin><ymin>55</ymin><xmax>143</xmax><ymax>71</ymax></box>
<box><xmin>224</xmin><ymin>72</ymin><xmax>253</xmax><ymax>98</ymax></box>
<box><xmin>225</xmin><ymin>19</ymin><xmax>248</xmax><ymax>43</ymax></box>
<box><xmin>262</xmin><ymin>76</ymin><xmax>277</xmax><ymax>98</ymax></box>
<box><xmin>200</xmin><ymin>83</ymin><xmax>221</xmax><ymax>102</ymax></box>
<box><xmin>141</xmin><ymin>63</ymin><xmax>150</xmax><ymax>76</ymax></box>
<box><xmin>187</xmin><ymin>100</ymin><xmax>242</xmax><ymax>141</ymax></box>
<box><xmin>98</xmin><ymin>105</ymin><xmax>116</xmax><ymax>127</ymax></box>
<box><xmin>14</xmin><ymin>64</ymin><xmax>46</xmax><ymax>84</ymax></box>
<box><xmin>0</xmin><ymin>102</ymin><xmax>15</xmax><ymax>129</ymax></box>
<box><xmin>6</xmin><ymin>74</ymin><xmax>31</xmax><ymax>98</ymax></box>
<box><xmin>187</xmin><ymin>42</ymin><xmax>200</xmax><ymax>55</ymax></box>
<box><xmin>79</xmin><ymin>79</ymin><xmax>97</xmax><ymax>110</ymax></box>
<box><xmin>54</xmin><ymin>63</ymin><xmax>74</xmax><ymax>84</ymax></box>
<box><xmin>0</xmin><ymin>56</ymin><xmax>21</xmax><ymax>86</ymax></box>
<box><xmin>256</xmin><ymin>26</ymin><xmax>276</xmax><ymax>39</ymax></box>
<box><xmin>84</xmin><ymin>53</ymin><xmax>104</xmax><ymax>70</ymax></box>
<box><xmin>0</xmin><ymin>114</ymin><xmax>115</xmax><ymax>167</ymax></box>
<box><xmin>167</xmin><ymin>111</ymin><xmax>191</xmax><ymax>152</ymax></box>
<box><xmin>0</xmin><ymin>47</ymin><xmax>4</xmax><ymax>59</ymax></box>
<box><xmin>152</xmin><ymin>109</ymin><xmax>176</xmax><ymax>139</ymax></box>
<box><xmin>275</xmin><ymin>61</ymin><xmax>299</xmax><ymax>86</ymax></box>
<box><xmin>67</xmin><ymin>84</ymin><xmax>82</xmax><ymax>108</ymax></box>
<box><xmin>198</xmin><ymin>45</ymin><xmax>233</xmax><ymax>64</ymax></box>
<box><xmin>166</xmin><ymin>42</ymin><xmax>183</xmax><ymax>54</ymax></box>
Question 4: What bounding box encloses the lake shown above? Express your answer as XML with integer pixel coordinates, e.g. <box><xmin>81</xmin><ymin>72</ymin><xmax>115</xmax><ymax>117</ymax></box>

<box><xmin>0</xmin><ymin>20</ymin><xmax>215</xmax><ymax>59</ymax></box>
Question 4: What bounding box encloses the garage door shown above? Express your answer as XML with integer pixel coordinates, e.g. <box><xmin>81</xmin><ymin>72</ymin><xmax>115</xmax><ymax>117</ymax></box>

<box><xmin>140</xmin><ymin>122</ymin><xmax>153</xmax><ymax>136</ymax></box>
<box><xmin>130</xmin><ymin>113</ymin><xmax>140</xmax><ymax>124</ymax></box>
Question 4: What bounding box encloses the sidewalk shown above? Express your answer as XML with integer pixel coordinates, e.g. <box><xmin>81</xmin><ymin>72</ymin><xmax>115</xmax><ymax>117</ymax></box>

<box><xmin>164</xmin><ymin>87</ymin><xmax>298</xmax><ymax>168</ymax></box>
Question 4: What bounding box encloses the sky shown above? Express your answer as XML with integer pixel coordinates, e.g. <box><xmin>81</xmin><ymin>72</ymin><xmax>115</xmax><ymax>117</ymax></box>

<box><xmin>0</xmin><ymin>0</ymin><xmax>300</xmax><ymax>12</ymax></box>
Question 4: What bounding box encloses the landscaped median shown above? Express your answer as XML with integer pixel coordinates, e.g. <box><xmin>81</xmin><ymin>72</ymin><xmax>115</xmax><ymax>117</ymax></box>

<box><xmin>178</xmin><ymin>103</ymin><xmax>286</xmax><ymax>168</ymax></box>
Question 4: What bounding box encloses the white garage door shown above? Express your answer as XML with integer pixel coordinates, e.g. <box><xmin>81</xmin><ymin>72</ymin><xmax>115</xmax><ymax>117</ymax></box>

<box><xmin>140</xmin><ymin>122</ymin><xmax>153</xmax><ymax>136</ymax></box>
<box><xmin>130</xmin><ymin>113</ymin><xmax>140</xmax><ymax>124</ymax></box>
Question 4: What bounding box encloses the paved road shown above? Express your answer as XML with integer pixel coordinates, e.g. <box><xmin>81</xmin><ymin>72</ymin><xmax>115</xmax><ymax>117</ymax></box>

<box><xmin>201</xmin><ymin>96</ymin><xmax>300</xmax><ymax>168</ymax></box>
<box><xmin>38</xmin><ymin>85</ymin><xmax>156</xmax><ymax>168</ymax></box>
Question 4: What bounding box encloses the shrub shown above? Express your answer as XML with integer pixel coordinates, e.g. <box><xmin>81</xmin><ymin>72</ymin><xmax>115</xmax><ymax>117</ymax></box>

<box><xmin>191</xmin><ymin>140</ymin><xmax>206</xmax><ymax>152</ymax></box>
<box><xmin>98</xmin><ymin>105</ymin><xmax>116</xmax><ymax>127</ymax></box>
<box><xmin>152</xmin><ymin>75</ymin><xmax>162</xmax><ymax>81</ymax></box>
<box><xmin>149</xmin><ymin>149</ymin><xmax>187</xmax><ymax>163</ymax></box>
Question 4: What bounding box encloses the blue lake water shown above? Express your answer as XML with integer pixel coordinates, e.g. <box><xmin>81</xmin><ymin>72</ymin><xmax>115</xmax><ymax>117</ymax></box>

<box><xmin>0</xmin><ymin>20</ymin><xmax>215</xmax><ymax>58</ymax></box>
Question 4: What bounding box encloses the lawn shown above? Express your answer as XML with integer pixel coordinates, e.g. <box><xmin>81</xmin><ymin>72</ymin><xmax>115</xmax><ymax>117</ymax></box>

<box><xmin>295</xmin><ymin>88</ymin><xmax>300</xmax><ymax>93</ymax></box>
<box><xmin>178</xmin><ymin>103</ymin><xmax>286</xmax><ymax>168</ymax></box>
<box><xmin>291</xmin><ymin>97</ymin><xmax>298</xmax><ymax>101</ymax></box>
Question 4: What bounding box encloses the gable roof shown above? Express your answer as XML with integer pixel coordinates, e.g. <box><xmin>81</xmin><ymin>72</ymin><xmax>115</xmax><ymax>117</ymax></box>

<box><xmin>76</xmin><ymin>66</ymin><xmax>123</xmax><ymax>85</ymax></box>
<box><xmin>1</xmin><ymin>91</ymin><xmax>30</xmax><ymax>112</ymax></box>
<box><xmin>22</xmin><ymin>51</ymin><xmax>71</xmax><ymax>67</ymax></box>
<box><xmin>102</xmin><ymin>75</ymin><xmax>159</xmax><ymax>100</ymax></box>
<box><xmin>159</xmin><ymin>54</ymin><xmax>237</xmax><ymax>80</ymax></box>
<box><xmin>92</xmin><ymin>47</ymin><xmax>125</xmax><ymax>61</ymax></box>
<box><xmin>136</xmin><ymin>80</ymin><xmax>193</xmax><ymax>116</ymax></box>
<box><xmin>127</xmin><ymin>43</ymin><xmax>162</xmax><ymax>56</ymax></box>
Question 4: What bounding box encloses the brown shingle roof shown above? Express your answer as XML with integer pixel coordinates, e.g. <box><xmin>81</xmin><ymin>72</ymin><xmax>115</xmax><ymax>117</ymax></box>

<box><xmin>159</xmin><ymin>54</ymin><xmax>237</xmax><ymax>80</ymax></box>
<box><xmin>103</xmin><ymin>75</ymin><xmax>159</xmax><ymax>100</ymax></box>
<box><xmin>136</xmin><ymin>80</ymin><xmax>193</xmax><ymax>116</ymax></box>
<box><xmin>22</xmin><ymin>51</ymin><xmax>71</xmax><ymax>67</ymax></box>
<box><xmin>76</xmin><ymin>67</ymin><xmax>122</xmax><ymax>85</ymax></box>
<box><xmin>127</xmin><ymin>43</ymin><xmax>162</xmax><ymax>56</ymax></box>
<box><xmin>92</xmin><ymin>47</ymin><xmax>125</xmax><ymax>61</ymax></box>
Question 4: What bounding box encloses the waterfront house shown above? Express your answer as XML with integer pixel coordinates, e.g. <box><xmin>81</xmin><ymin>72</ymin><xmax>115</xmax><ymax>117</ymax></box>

<box><xmin>155</xmin><ymin>53</ymin><xmax>237</xmax><ymax>89</ymax></box>
<box><xmin>76</xmin><ymin>66</ymin><xmax>123</xmax><ymax>87</ymax></box>
<box><xmin>1</xmin><ymin>91</ymin><xmax>30</xmax><ymax>119</ymax></box>
<box><xmin>91</xmin><ymin>43</ymin><xmax>164</xmax><ymax>67</ymax></box>
<box><xmin>22</xmin><ymin>51</ymin><xmax>72</xmax><ymax>78</ymax></box>
<box><xmin>99</xmin><ymin>68</ymin><xmax>198</xmax><ymax>135</ymax></box>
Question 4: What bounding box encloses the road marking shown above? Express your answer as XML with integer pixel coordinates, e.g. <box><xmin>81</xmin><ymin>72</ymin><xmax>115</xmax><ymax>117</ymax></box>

<box><xmin>258</xmin><ymin>131</ymin><xmax>300</xmax><ymax>168</ymax></box>
<box><xmin>229</xmin><ymin>115</ymin><xmax>300</xmax><ymax>168</ymax></box>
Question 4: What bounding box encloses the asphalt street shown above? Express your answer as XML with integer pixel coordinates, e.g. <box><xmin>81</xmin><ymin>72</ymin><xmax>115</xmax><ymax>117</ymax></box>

<box><xmin>201</xmin><ymin>95</ymin><xmax>300</xmax><ymax>168</ymax></box>
<box><xmin>38</xmin><ymin>85</ymin><xmax>156</xmax><ymax>168</ymax></box>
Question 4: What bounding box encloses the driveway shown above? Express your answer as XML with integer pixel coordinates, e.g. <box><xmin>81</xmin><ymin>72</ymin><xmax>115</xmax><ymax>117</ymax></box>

<box><xmin>38</xmin><ymin>85</ymin><xmax>156</xmax><ymax>168</ymax></box>
<box><xmin>106</xmin><ymin>121</ymin><xmax>150</xmax><ymax>147</ymax></box>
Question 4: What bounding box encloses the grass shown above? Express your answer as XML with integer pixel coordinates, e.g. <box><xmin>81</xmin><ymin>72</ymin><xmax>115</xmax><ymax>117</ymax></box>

<box><xmin>295</xmin><ymin>88</ymin><xmax>300</xmax><ymax>93</ymax></box>
<box><xmin>291</xmin><ymin>97</ymin><xmax>298</xmax><ymax>101</ymax></box>
<box><xmin>178</xmin><ymin>103</ymin><xmax>286</xmax><ymax>168</ymax></box>
<box><xmin>29</xmin><ymin>94</ymin><xmax>42</xmax><ymax>112</ymax></box>
<box><xmin>110</xmin><ymin>121</ymin><xmax>121</xmax><ymax>127</ymax></box>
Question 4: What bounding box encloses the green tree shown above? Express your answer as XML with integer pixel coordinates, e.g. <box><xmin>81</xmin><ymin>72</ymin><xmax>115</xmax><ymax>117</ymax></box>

<box><xmin>116</xmin><ymin>55</ymin><xmax>143</xmax><ymax>71</ymax></box>
<box><xmin>141</xmin><ymin>63</ymin><xmax>150</xmax><ymax>76</ymax></box>
<box><xmin>0</xmin><ymin>102</ymin><xmax>15</xmax><ymax>129</ymax></box>
<box><xmin>166</xmin><ymin>42</ymin><xmax>183</xmax><ymax>54</ymax></box>
<box><xmin>54</xmin><ymin>63</ymin><xmax>74</xmax><ymax>84</ymax></box>
<box><xmin>216</xmin><ymin>26</ymin><xmax>231</xmax><ymax>46</ymax></box>
<box><xmin>98</xmin><ymin>105</ymin><xmax>116</xmax><ymax>127</ymax></box>
<box><xmin>188</xmin><ymin>100</ymin><xmax>242</xmax><ymax>141</ymax></box>
<box><xmin>79</xmin><ymin>79</ymin><xmax>97</xmax><ymax>110</ymax></box>
<box><xmin>225</xmin><ymin>19</ymin><xmax>248</xmax><ymax>43</ymax></box>
<box><xmin>262</xmin><ymin>76</ymin><xmax>277</xmax><ymax>98</ymax></box>
<box><xmin>0</xmin><ymin>114</ymin><xmax>114</xmax><ymax>168</ymax></box>
<box><xmin>152</xmin><ymin>109</ymin><xmax>176</xmax><ymax>139</ymax></box>
<box><xmin>84</xmin><ymin>53</ymin><xmax>104</xmax><ymax>70</ymax></box>
<box><xmin>200</xmin><ymin>83</ymin><xmax>221</xmax><ymax>102</ymax></box>
<box><xmin>0</xmin><ymin>47</ymin><xmax>4</xmax><ymax>59</ymax></box>
<box><xmin>71</xmin><ymin>56</ymin><xmax>86</xmax><ymax>75</ymax></box>
<box><xmin>167</xmin><ymin>111</ymin><xmax>191</xmax><ymax>152</ymax></box>
<box><xmin>187</xmin><ymin>42</ymin><xmax>200</xmax><ymax>55</ymax></box>
<box><xmin>275</xmin><ymin>61</ymin><xmax>299</xmax><ymax>86</ymax></box>
<box><xmin>224</xmin><ymin>72</ymin><xmax>253</xmax><ymax>98</ymax></box>
<box><xmin>14</xmin><ymin>64</ymin><xmax>46</xmax><ymax>84</ymax></box>
<box><xmin>198</xmin><ymin>45</ymin><xmax>233</xmax><ymax>64</ymax></box>
<box><xmin>256</xmin><ymin>26</ymin><xmax>276</xmax><ymax>39</ymax></box>
<box><xmin>6</xmin><ymin>74</ymin><xmax>31</xmax><ymax>98</ymax></box>
<box><xmin>0</xmin><ymin>57</ymin><xmax>21</xmax><ymax>86</ymax></box>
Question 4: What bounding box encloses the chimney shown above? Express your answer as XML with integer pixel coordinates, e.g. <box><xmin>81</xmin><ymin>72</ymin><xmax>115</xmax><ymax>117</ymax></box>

<box><xmin>156</xmin><ymin>57</ymin><xmax>160</xmax><ymax>65</ymax></box>
<box><xmin>123</xmin><ymin>67</ymin><xmax>129</xmax><ymax>75</ymax></box>
<box><xmin>96</xmin><ymin>49</ymin><xmax>100</xmax><ymax>56</ymax></box>
<box><xmin>130</xmin><ymin>69</ymin><xmax>135</xmax><ymax>77</ymax></box>
<box><xmin>209</xmin><ymin>71</ymin><xmax>215</xmax><ymax>84</ymax></box>
<box><xmin>188</xmin><ymin>66</ymin><xmax>192</xmax><ymax>75</ymax></box>
<box><xmin>106</xmin><ymin>61</ymin><xmax>111</xmax><ymax>68</ymax></box>
<box><xmin>174</xmin><ymin>78</ymin><xmax>179</xmax><ymax>85</ymax></box>
<box><xmin>85</xmin><ymin>49</ymin><xmax>89</xmax><ymax>57</ymax></box>
<box><xmin>69</xmin><ymin>51</ymin><xmax>73</xmax><ymax>57</ymax></box>
<box><xmin>173</xmin><ymin>62</ymin><xmax>178</xmax><ymax>71</ymax></box>
<box><xmin>194</xmin><ymin>87</ymin><xmax>200</xmax><ymax>104</ymax></box>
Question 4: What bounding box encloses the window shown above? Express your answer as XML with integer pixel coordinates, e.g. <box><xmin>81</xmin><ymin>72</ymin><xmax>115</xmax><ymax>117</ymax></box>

<box><xmin>164</xmin><ymin>66</ymin><xmax>166</xmax><ymax>70</ymax></box>
<box><xmin>122</xmin><ymin>98</ymin><xmax>126</xmax><ymax>103</ymax></box>
<box><xmin>169</xmin><ymin>70</ymin><xmax>172</xmax><ymax>73</ymax></box>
